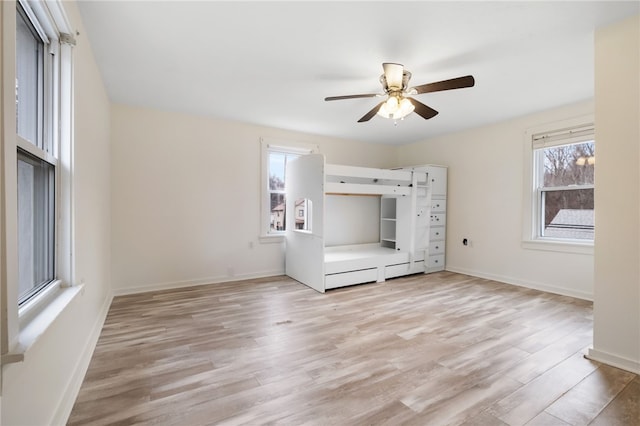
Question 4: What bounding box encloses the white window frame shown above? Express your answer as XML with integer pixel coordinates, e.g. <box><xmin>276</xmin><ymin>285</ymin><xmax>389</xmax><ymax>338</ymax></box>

<box><xmin>16</xmin><ymin>0</ymin><xmax>58</xmax><ymax>307</ymax></box>
<box><xmin>522</xmin><ymin>114</ymin><xmax>595</xmax><ymax>254</ymax></box>
<box><xmin>260</xmin><ymin>138</ymin><xmax>318</xmax><ymax>242</ymax></box>
<box><xmin>2</xmin><ymin>0</ymin><xmax>76</xmax><ymax>365</ymax></box>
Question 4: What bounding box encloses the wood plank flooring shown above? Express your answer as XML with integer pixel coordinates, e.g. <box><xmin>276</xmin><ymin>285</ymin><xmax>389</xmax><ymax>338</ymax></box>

<box><xmin>68</xmin><ymin>272</ymin><xmax>639</xmax><ymax>425</ymax></box>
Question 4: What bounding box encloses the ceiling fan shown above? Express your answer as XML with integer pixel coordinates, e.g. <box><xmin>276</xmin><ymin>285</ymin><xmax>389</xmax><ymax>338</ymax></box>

<box><xmin>325</xmin><ymin>63</ymin><xmax>475</xmax><ymax>123</ymax></box>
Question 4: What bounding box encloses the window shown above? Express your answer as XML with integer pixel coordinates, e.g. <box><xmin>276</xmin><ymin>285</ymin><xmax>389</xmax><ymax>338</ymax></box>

<box><xmin>260</xmin><ymin>139</ymin><xmax>318</xmax><ymax>239</ymax></box>
<box><xmin>524</xmin><ymin>118</ymin><xmax>595</xmax><ymax>250</ymax></box>
<box><xmin>17</xmin><ymin>149</ymin><xmax>55</xmax><ymax>304</ymax></box>
<box><xmin>2</xmin><ymin>0</ymin><xmax>75</xmax><ymax>361</ymax></box>
<box><xmin>16</xmin><ymin>0</ymin><xmax>58</xmax><ymax>306</ymax></box>
<box><xmin>16</xmin><ymin>3</ymin><xmax>46</xmax><ymax>147</ymax></box>
<box><xmin>536</xmin><ymin>140</ymin><xmax>594</xmax><ymax>240</ymax></box>
<box><xmin>268</xmin><ymin>151</ymin><xmax>298</xmax><ymax>232</ymax></box>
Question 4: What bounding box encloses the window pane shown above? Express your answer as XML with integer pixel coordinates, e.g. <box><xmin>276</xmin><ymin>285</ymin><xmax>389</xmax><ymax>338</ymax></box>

<box><xmin>542</xmin><ymin>188</ymin><xmax>594</xmax><ymax>240</ymax></box>
<box><xmin>295</xmin><ymin>198</ymin><xmax>312</xmax><ymax>231</ymax></box>
<box><xmin>269</xmin><ymin>153</ymin><xmax>286</xmax><ymax>191</ymax></box>
<box><xmin>270</xmin><ymin>193</ymin><xmax>286</xmax><ymax>231</ymax></box>
<box><xmin>542</xmin><ymin>141</ymin><xmax>595</xmax><ymax>187</ymax></box>
<box><xmin>266</xmin><ymin>150</ymin><xmax>301</xmax><ymax>233</ymax></box>
<box><xmin>18</xmin><ymin>149</ymin><xmax>55</xmax><ymax>304</ymax></box>
<box><xmin>16</xmin><ymin>4</ymin><xmax>44</xmax><ymax>147</ymax></box>
<box><xmin>268</xmin><ymin>152</ymin><xmax>300</xmax><ymax>191</ymax></box>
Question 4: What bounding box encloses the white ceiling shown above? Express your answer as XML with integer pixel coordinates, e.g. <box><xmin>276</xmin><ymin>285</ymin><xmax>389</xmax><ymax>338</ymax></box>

<box><xmin>77</xmin><ymin>1</ymin><xmax>639</xmax><ymax>145</ymax></box>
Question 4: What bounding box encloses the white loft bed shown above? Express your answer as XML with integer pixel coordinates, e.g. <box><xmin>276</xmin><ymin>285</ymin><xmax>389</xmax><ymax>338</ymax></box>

<box><xmin>285</xmin><ymin>154</ymin><xmax>430</xmax><ymax>293</ymax></box>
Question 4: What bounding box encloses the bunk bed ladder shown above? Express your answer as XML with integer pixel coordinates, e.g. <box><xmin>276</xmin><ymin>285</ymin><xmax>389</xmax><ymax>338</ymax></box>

<box><xmin>409</xmin><ymin>171</ymin><xmax>418</xmax><ymax>267</ymax></box>
<box><xmin>423</xmin><ymin>171</ymin><xmax>434</xmax><ymax>270</ymax></box>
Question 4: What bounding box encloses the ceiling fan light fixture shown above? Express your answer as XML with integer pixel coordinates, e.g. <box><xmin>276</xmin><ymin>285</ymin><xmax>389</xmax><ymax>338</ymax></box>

<box><xmin>576</xmin><ymin>155</ymin><xmax>595</xmax><ymax>166</ymax></box>
<box><xmin>325</xmin><ymin>62</ymin><xmax>474</xmax><ymax>123</ymax></box>
<box><xmin>377</xmin><ymin>95</ymin><xmax>415</xmax><ymax>120</ymax></box>
<box><xmin>400</xmin><ymin>97</ymin><xmax>415</xmax><ymax>115</ymax></box>
<box><xmin>386</xmin><ymin>96</ymin><xmax>399</xmax><ymax>113</ymax></box>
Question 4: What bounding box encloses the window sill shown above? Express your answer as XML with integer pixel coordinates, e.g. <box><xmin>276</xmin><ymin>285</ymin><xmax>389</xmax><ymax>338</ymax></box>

<box><xmin>259</xmin><ymin>234</ymin><xmax>285</xmax><ymax>244</ymax></box>
<box><xmin>522</xmin><ymin>239</ymin><xmax>594</xmax><ymax>255</ymax></box>
<box><xmin>2</xmin><ymin>283</ymin><xmax>84</xmax><ymax>367</ymax></box>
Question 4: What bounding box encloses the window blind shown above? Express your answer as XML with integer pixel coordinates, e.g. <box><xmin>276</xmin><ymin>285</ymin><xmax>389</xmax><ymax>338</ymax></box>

<box><xmin>532</xmin><ymin>124</ymin><xmax>594</xmax><ymax>149</ymax></box>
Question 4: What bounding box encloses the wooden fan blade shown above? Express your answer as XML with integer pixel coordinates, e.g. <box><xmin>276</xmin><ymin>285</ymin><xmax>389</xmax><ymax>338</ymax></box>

<box><xmin>325</xmin><ymin>93</ymin><xmax>379</xmax><ymax>101</ymax></box>
<box><xmin>408</xmin><ymin>98</ymin><xmax>439</xmax><ymax>120</ymax></box>
<box><xmin>412</xmin><ymin>75</ymin><xmax>475</xmax><ymax>95</ymax></box>
<box><xmin>358</xmin><ymin>100</ymin><xmax>385</xmax><ymax>122</ymax></box>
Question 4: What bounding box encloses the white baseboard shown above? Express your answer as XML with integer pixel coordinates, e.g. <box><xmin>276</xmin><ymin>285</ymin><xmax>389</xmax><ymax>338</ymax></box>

<box><xmin>586</xmin><ymin>347</ymin><xmax>640</xmax><ymax>375</ymax></box>
<box><xmin>50</xmin><ymin>290</ymin><xmax>114</xmax><ymax>426</ymax></box>
<box><xmin>445</xmin><ymin>266</ymin><xmax>593</xmax><ymax>301</ymax></box>
<box><xmin>113</xmin><ymin>269</ymin><xmax>286</xmax><ymax>296</ymax></box>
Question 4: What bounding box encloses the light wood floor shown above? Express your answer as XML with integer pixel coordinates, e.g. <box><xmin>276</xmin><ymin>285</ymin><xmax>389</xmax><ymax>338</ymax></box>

<box><xmin>68</xmin><ymin>272</ymin><xmax>639</xmax><ymax>425</ymax></box>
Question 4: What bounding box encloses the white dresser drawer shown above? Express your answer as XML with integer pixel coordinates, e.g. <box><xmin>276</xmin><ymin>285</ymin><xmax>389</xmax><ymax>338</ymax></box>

<box><xmin>386</xmin><ymin>261</ymin><xmax>425</xmax><ymax>279</ymax></box>
<box><xmin>325</xmin><ymin>268</ymin><xmax>378</xmax><ymax>289</ymax></box>
<box><xmin>430</xmin><ymin>242</ymin><xmax>445</xmax><ymax>255</ymax></box>
<box><xmin>430</xmin><ymin>213</ymin><xmax>446</xmax><ymax>226</ymax></box>
<box><xmin>431</xmin><ymin>199</ymin><xmax>446</xmax><ymax>213</ymax></box>
<box><xmin>385</xmin><ymin>263</ymin><xmax>410</xmax><ymax>279</ymax></box>
<box><xmin>430</xmin><ymin>227</ymin><xmax>445</xmax><ymax>241</ymax></box>
<box><xmin>427</xmin><ymin>254</ymin><xmax>445</xmax><ymax>271</ymax></box>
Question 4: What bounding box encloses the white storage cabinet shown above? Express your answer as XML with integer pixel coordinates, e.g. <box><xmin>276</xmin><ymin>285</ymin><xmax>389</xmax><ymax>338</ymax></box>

<box><xmin>425</xmin><ymin>165</ymin><xmax>447</xmax><ymax>272</ymax></box>
<box><xmin>399</xmin><ymin>165</ymin><xmax>447</xmax><ymax>273</ymax></box>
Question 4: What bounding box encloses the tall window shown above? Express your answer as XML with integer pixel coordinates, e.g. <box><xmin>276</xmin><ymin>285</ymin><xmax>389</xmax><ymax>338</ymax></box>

<box><xmin>261</xmin><ymin>139</ymin><xmax>317</xmax><ymax>238</ymax></box>
<box><xmin>532</xmin><ymin>126</ymin><xmax>595</xmax><ymax>241</ymax></box>
<box><xmin>267</xmin><ymin>150</ymin><xmax>299</xmax><ymax>232</ymax></box>
<box><xmin>16</xmin><ymin>1</ymin><xmax>58</xmax><ymax>305</ymax></box>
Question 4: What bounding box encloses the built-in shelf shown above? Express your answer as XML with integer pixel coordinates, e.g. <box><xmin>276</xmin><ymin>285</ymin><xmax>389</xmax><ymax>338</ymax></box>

<box><xmin>381</xmin><ymin>198</ymin><xmax>396</xmax><ymax>219</ymax></box>
<box><xmin>380</xmin><ymin>240</ymin><xmax>396</xmax><ymax>249</ymax></box>
<box><xmin>380</xmin><ymin>198</ymin><xmax>397</xmax><ymax>249</ymax></box>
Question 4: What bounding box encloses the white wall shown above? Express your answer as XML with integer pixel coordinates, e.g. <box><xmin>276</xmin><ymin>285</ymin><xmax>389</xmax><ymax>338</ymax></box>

<box><xmin>325</xmin><ymin>195</ymin><xmax>380</xmax><ymax>246</ymax></box>
<box><xmin>0</xmin><ymin>2</ymin><xmax>5</xmax><ymax>420</ymax></box>
<box><xmin>110</xmin><ymin>105</ymin><xmax>396</xmax><ymax>294</ymax></box>
<box><xmin>397</xmin><ymin>100</ymin><xmax>595</xmax><ymax>300</ymax></box>
<box><xmin>589</xmin><ymin>15</ymin><xmax>640</xmax><ymax>374</ymax></box>
<box><xmin>1</xmin><ymin>1</ymin><xmax>112</xmax><ymax>424</ymax></box>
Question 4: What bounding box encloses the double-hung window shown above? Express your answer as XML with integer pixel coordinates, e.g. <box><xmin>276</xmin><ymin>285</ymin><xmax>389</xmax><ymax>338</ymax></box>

<box><xmin>3</xmin><ymin>0</ymin><xmax>75</xmax><ymax>363</ymax></box>
<box><xmin>260</xmin><ymin>139</ymin><xmax>318</xmax><ymax>239</ymax></box>
<box><xmin>525</xmin><ymin>120</ymin><xmax>595</xmax><ymax>248</ymax></box>
<box><xmin>16</xmin><ymin>0</ymin><xmax>58</xmax><ymax>306</ymax></box>
<box><xmin>267</xmin><ymin>150</ymin><xmax>298</xmax><ymax>232</ymax></box>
